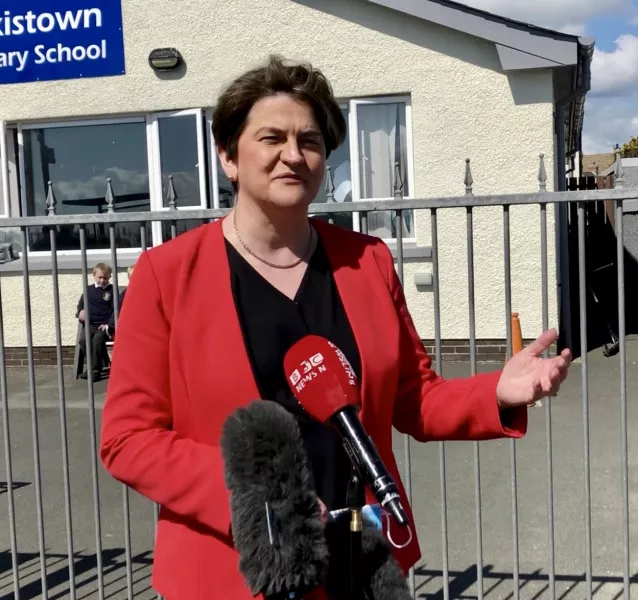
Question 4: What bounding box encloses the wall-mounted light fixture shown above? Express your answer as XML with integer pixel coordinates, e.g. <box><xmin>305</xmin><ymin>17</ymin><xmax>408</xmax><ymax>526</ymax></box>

<box><xmin>148</xmin><ymin>48</ymin><xmax>183</xmax><ymax>71</ymax></box>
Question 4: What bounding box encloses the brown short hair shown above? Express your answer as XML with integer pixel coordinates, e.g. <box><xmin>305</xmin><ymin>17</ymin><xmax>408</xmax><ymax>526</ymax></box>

<box><xmin>212</xmin><ymin>55</ymin><xmax>347</xmax><ymax>162</ymax></box>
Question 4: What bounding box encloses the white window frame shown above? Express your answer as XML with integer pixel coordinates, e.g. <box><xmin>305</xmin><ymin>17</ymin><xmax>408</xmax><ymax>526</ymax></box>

<box><xmin>146</xmin><ymin>108</ymin><xmax>208</xmax><ymax>246</ymax></box>
<box><xmin>0</xmin><ymin>121</ymin><xmax>9</xmax><ymax>217</ymax></box>
<box><xmin>16</xmin><ymin>115</ymin><xmax>148</xmax><ymax>258</ymax></box>
<box><xmin>346</xmin><ymin>95</ymin><xmax>415</xmax><ymax>243</ymax></box>
<box><xmin>206</xmin><ymin>108</ymin><xmax>223</xmax><ymax>210</ymax></box>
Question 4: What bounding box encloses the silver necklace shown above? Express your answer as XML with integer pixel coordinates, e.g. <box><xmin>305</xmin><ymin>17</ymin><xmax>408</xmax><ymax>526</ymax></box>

<box><xmin>233</xmin><ymin>210</ymin><xmax>314</xmax><ymax>270</ymax></box>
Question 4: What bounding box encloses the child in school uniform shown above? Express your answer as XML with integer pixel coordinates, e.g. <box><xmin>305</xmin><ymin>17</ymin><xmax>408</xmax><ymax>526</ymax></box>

<box><xmin>76</xmin><ymin>262</ymin><xmax>115</xmax><ymax>381</ymax></box>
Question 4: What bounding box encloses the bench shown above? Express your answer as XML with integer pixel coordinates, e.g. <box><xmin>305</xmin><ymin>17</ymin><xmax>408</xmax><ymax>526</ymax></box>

<box><xmin>73</xmin><ymin>321</ymin><xmax>113</xmax><ymax>379</ymax></box>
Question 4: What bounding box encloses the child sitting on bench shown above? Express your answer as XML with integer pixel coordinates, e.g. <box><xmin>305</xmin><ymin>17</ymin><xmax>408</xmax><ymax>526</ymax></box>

<box><xmin>76</xmin><ymin>262</ymin><xmax>114</xmax><ymax>381</ymax></box>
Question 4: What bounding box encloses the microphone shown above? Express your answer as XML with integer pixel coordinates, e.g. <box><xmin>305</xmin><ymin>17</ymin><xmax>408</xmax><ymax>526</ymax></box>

<box><xmin>220</xmin><ymin>399</ymin><xmax>329</xmax><ymax>598</ymax></box>
<box><xmin>283</xmin><ymin>335</ymin><xmax>409</xmax><ymax>528</ymax></box>
<box><xmin>220</xmin><ymin>399</ymin><xmax>412</xmax><ymax>600</ymax></box>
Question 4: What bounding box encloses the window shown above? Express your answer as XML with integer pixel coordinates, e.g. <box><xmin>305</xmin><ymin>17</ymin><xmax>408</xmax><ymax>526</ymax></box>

<box><xmin>312</xmin><ymin>107</ymin><xmax>353</xmax><ymax>231</ymax></box>
<box><xmin>205</xmin><ymin>109</ymin><xmax>234</xmax><ymax>210</ymax></box>
<box><xmin>15</xmin><ymin>109</ymin><xmax>211</xmax><ymax>252</ymax></box>
<box><xmin>311</xmin><ymin>97</ymin><xmax>413</xmax><ymax>242</ymax></box>
<box><xmin>8</xmin><ymin>97</ymin><xmax>413</xmax><ymax>254</ymax></box>
<box><xmin>147</xmin><ymin>109</ymin><xmax>208</xmax><ymax>244</ymax></box>
<box><xmin>353</xmin><ymin>100</ymin><xmax>413</xmax><ymax>240</ymax></box>
<box><xmin>20</xmin><ymin>119</ymin><xmax>151</xmax><ymax>251</ymax></box>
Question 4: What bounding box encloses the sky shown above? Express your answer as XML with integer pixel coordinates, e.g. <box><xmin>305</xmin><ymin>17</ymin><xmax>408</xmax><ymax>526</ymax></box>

<box><xmin>455</xmin><ymin>0</ymin><xmax>638</xmax><ymax>155</ymax></box>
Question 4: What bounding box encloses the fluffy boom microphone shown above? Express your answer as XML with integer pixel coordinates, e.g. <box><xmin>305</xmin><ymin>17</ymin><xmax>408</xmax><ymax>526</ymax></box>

<box><xmin>220</xmin><ymin>400</ymin><xmax>412</xmax><ymax>600</ymax></box>
<box><xmin>220</xmin><ymin>400</ymin><xmax>329</xmax><ymax>598</ymax></box>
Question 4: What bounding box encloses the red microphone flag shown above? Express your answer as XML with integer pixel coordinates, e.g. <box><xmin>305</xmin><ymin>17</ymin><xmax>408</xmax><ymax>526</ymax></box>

<box><xmin>283</xmin><ymin>334</ymin><xmax>360</xmax><ymax>423</ymax></box>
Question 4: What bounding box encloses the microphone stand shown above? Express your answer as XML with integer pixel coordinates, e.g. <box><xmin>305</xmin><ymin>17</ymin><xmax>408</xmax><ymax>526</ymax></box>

<box><xmin>347</xmin><ymin>468</ymin><xmax>366</xmax><ymax>600</ymax></box>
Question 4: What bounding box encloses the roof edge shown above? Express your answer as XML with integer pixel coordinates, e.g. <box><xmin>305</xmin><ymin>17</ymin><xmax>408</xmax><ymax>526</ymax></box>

<box><xmin>365</xmin><ymin>0</ymin><xmax>585</xmax><ymax>70</ymax></box>
<box><xmin>427</xmin><ymin>0</ymin><xmax>582</xmax><ymax>42</ymax></box>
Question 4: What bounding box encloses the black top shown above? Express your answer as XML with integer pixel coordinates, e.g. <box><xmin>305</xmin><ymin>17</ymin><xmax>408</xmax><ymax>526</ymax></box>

<box><xmin>226</xmin><ymin>236</ymin><xmax>361</xmax><ymax>511</ymax></box>
<box><xmin>76</xmin><ymin>284</ymin><xmax>114</xmax><ymax>327</ymax></box>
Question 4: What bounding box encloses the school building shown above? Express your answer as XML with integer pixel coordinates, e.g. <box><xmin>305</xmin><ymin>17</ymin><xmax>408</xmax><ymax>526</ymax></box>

<box><xmin>0</xmin><ymin>0</ymin><xmax>595</xmax><ymax>362</ymax></box>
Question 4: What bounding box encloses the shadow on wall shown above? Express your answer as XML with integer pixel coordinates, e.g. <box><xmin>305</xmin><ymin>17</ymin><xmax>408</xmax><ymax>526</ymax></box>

<box><xmin>291</xmin><ymin>0</ymin><xmax>552</xmax><ymax>106</ymax></box>
<box><xmin>506</xmin><ymin>71</ymin><xmax>556</xmax><ymax>106</ymax></box>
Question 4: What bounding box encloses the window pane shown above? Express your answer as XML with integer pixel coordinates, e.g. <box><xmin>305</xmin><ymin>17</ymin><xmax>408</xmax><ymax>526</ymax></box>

<box><xmin>159</xmin><ymin>115</ymin><xmax>201</xmax><ymax>208</ymax></box>
<box><xmin>357</xmin><ymin>102</ymin><xmax>413</xmax><ymax>239</ymax></box>
<box><xmin>312</xmin><ymin>108</ymin><xmax>353</xmax><ymax>231</ymax></box>
<box><xmin>216</xmin><ymin>156</ymin><xmax>235</xmax><ymax>209</ymax></box>
<box><xmin>23</xmin><ymin>122</ymin><xmax>151</xmax><ymax>251</ymax></box>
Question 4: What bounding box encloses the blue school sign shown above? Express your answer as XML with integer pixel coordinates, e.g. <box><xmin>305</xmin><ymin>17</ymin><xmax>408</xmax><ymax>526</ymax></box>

<box><xmin>0</xmin><ymin>0</ymin><xmax>125</xmax><ymax>85</ymax></box>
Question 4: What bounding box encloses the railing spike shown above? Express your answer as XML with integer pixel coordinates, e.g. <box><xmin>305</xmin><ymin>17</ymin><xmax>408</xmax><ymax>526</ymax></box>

<box><xmin>167</xmin><ymin>175</ymin><xmax>178</xmax><ymax>210</ymax></box>
<box><xmin>325</xmin><ymin>166</ymin><xmax>335</xmax><ymax>203</ymax></box>
<box><xmin>464</xmin><ymin>158</ymin><xmax>473</xmax><ymax>196</ymax></box>
<box><xmin>393</xmin><ymin>161</ymin><xmax>404</xmax><ymax>200</ymax></box>
<box><xmin>614</xmin><ymin>145</ymin><xmax>625</xmax><ymax>189</ymax></box>
<box><xmin>46</xmin><ymin>181</ymin><xmax>57</xmax><ymax>216</ymax></box>
<box><xmin>105</xmin><ymin>178</ymin><xmax>116</xmax><ymax>213</ymax></box>
<box><xmin>538</xmin><ymin>154</ymin><xmax>547</xmax><ymax>192</ymax></box>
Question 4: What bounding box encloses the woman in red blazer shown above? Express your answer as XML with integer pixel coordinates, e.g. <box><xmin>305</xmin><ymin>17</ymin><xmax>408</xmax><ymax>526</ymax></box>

<box><xmin>100</xmin><ymin>55</ymin><xmax>571</xmax><ymax>600</ymax></box>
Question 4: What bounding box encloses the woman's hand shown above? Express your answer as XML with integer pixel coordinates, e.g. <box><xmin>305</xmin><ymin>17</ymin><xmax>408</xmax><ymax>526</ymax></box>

<box><xmin>317</xmin><ymin>498</ymin><xmax>329</xmax><ymax>523</ymax></box>
<box><xmin>496</xmin><ymin>329</ymin><xmax>572</xmax><ymax>409</ymax></box>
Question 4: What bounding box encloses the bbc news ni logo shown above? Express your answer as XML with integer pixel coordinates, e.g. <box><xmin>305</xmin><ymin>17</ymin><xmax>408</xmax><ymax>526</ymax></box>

<box><xmin>289</xmin><ymin>353</ymin><xmax>325</xmax><ymax>386</ymax></box>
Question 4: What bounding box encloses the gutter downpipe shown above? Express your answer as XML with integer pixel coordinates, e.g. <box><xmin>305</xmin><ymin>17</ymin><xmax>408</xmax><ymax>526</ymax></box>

<box><xmin>554</xmin><ymin>40</ymin><xmax>592</xmax><ymax>354</ymax></box>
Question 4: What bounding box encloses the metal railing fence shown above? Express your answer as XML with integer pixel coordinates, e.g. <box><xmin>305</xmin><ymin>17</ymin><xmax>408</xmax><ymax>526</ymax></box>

<box><xmin>1</xmin><ymin>156</ymin><xmax>637</xmax><ymax>600</ymax></box>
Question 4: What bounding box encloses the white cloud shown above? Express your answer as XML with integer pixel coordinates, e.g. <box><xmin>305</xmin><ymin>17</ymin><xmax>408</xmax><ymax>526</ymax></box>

<box><xmin>585</xmin><ymin>33</ymin><xmax>638</xmax><ymax>152</ymax></box>
<box><xmin>581</xmin><ymin>94</ymin><xmax>638</xmax><ymax>153</ymax></box>
<box><xmin>590</xmin><ymin>34</ymin><xmax>638</xmax><ymax>95</ymax></box>
<box><xmin>55</xmin><ymin>167</ymin><xmax>148</xmax><ymax>202</ymax></box>
<box><xmin>454</xmin><ymin>0</ymin><xmax>629</xmax><ymax>35</ymax></box>
<box><xmin>52</xmin><ymin>166</ymin><xmax>203</xmax><ymax>211</ymax></box>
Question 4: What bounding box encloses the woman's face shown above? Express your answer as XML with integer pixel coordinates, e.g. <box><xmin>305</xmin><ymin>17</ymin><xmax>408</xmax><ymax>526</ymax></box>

<box><xmin>220</xmin><ymin>93</ymin><xmax>326</xmax><ymax>211</ymax></box>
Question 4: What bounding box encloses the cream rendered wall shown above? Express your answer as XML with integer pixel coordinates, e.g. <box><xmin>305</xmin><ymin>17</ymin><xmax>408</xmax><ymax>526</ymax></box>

<box><xmin>0</xmin><ymin>0</ymin><xmax>557</xmax><ymax>346</ymax></box>
<box><xmin>1</xmin><ymin>270</ymin><xmax>133</xmax><ymax>347</ymax></box>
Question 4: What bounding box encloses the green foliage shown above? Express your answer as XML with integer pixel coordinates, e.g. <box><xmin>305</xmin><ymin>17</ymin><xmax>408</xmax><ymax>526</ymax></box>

<box><xmin>621</xmin><ymin>136</ymin><xmax>638</xmax><ymax>158</ymax></box>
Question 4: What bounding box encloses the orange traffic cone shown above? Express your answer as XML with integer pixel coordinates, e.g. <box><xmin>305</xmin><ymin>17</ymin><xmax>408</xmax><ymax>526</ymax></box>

<box><xmin>505</xmin><ymin>312</ymin><xmax>523</xmax><ymax>363</ymax></box>
<box><xmin>511</xmin><ymin>312</ymin><xmax>523</xmax><ymax>356</ymax></box>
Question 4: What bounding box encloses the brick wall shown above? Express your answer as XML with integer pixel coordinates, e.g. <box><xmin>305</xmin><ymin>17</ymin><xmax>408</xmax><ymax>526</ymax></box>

<box><xmin>4</xmin><ymin>346</ymin><xmax>75</xmax><ymax>367</ymax></box>
<box><xmin>3</xmin><ymin>339</ymin><xmax>551</xmax><ymax>367</ymax></box>
<box><xmin>422</xmin><ymin>339</ymin><xmax>553</xmax><ymax>363</ymax></box>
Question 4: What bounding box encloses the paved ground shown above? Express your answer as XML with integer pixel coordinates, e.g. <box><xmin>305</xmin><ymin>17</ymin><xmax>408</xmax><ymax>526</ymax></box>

<box><xmin>1</xmin><ymin>339</ymin><xmax>638</xmax><ymax>599</ymax></box>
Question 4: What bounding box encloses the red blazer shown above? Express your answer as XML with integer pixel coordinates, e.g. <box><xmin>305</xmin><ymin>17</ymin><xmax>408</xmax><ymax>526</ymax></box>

<box><xmin>100</xmin><ymin>218</ymin><xmax>527</xmax><ymax>600</ymax></box>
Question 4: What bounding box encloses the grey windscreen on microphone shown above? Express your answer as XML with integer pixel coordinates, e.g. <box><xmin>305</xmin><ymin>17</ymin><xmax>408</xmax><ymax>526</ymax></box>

<box><xmin>220</xmin><ymin>399</ymin><xmax>329</xmax><ymax>597</ymax></box>
<box><xmin>220</xmin><ymin>399</ymin><xmax>412</xmax><ymax>599</ymax></box>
